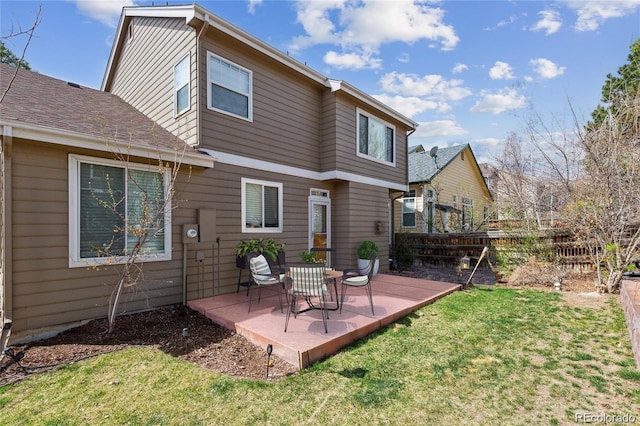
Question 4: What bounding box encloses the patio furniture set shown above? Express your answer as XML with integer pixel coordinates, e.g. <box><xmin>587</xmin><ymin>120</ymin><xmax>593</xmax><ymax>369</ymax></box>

<box><xmin>244</xmin><ymin>251</ymin><xmax>379</xmax><ymax>333</ymax></box>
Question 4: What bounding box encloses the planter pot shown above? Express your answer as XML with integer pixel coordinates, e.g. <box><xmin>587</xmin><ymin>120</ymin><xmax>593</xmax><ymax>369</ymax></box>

<box><xmin>358</xmin><ymin>257</ymin><xmax>379</xmax><ymax>276</ymax></box>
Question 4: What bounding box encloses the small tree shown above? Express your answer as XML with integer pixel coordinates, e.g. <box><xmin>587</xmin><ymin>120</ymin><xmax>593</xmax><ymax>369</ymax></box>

<box><xmin>567</xmin><ymin>91</ymin><xmax>640</xmax><ymax>292</ymax></box>
<box><xmin>565</xmin><ymin>39</ymin><xmax>640</xmax><ymax>292</ymax></box>
<box><xmin>87</xmin><ymin>128</ymin><xmax>190</xmax><ymax>334</ymax></box>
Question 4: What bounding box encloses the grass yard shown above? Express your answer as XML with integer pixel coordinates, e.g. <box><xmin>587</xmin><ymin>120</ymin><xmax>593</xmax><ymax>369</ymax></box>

<box><xmin>1</xmin><ymin>287</ymin><xmax>638</xmax><ymax>425</ymax></box>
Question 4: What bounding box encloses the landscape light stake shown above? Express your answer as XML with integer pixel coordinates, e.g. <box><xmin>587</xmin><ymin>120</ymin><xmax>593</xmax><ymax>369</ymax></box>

<box><xmin>266</xmin><ymin>343</ymin><xmax>273</xmax><ymax>379</ymax></box>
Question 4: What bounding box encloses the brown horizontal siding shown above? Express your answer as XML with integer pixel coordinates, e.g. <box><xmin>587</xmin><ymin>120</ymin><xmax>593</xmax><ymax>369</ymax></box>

<box><xmin>199</xmin><ymin>32</ymin><xmax>323</xmax><ymax>169</ymax></box>
<box><xmin>109</xmin><ymin>16</ymin><xmax>197</xmax><ymax>145</ymax></box>
<box><xmin>9</xmin><ymin>140</ymin><xmax>189</xmax><ymax>339</ymax></box>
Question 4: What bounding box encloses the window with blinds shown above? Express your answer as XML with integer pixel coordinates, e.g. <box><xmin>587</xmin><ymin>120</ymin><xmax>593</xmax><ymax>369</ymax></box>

<box><xmin>207</xmin><ymin>52</ymin><xmax>252</xmax><ymax>120</ymax></box>
<box><xmin>69</xmin><ymin>155</ymin><xmax>171</xmax><ymax>267</ymax></box>
<box><xmin>242</xmin><ymin>178</ymin><xmax>282</xmax><ymax>232</ymax></box>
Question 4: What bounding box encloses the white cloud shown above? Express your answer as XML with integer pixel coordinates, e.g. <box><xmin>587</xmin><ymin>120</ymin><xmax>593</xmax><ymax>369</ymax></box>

<box><xmin>75</xmin><ymin>0</ymin><xmax>135</xmax><ymax>27</ymax></box>
<box><xmin>248</xmin><ymin>0</ymin><xmax>263</xmax><ymax>14</ymax></box>
<box><xmin>489</xmin><ymin>61</ymin><xmax>515</xmax><ymax>80</ymax></box>
<box><xmin>290</xmin><ymin>0</ymin><xmax>459</xmax><ymax>60</ymax></box>
<box><xmin>373</xmin><ymin>94</ymin><xmax>444</xmax><ymax>117</ymax></box>
<box><xmin>452</xmin><ymin>63</ymin><xmax>468</xmax><ymax>74</ymax></box>
<box><xmin>413</xmin><ymin>120</ymin><xmax>468</xmax><ymax>139</ymax></box>
<box><xmin>323</xmin><ymin>51</ymin><xmax>382</xmax><ymax>70</ymax></box>
<box><xmin>530</xmin><ymin>58</ymin><xmax>566</xmax><ymax>79</ymax></box>
<box><xmin>531</xmin><ymin>9</ymin><xmax>562</xmax><ymax>35</ymax></box>
<box><xmin>568</xmin><ymin>0</ymin><xmax>640</xmax><ymax>31</ymax></box>
<box><xmin>398</xmin><ymin>52</ymin><xmax>410</xmax><ymax>63</ymax></box>
<box><xmin>379</xmin><ymin>72</ymin><xmax>472</xmax><ymax>102</ymax></box>
<box><xmin>470</xmin><ymin>87</ymin><xmax>527</xmax><ymax>114</ymax></box>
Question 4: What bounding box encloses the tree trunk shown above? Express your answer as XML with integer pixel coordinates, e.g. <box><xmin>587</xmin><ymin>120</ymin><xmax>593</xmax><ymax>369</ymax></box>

<box><xmin>606</xmin><ymin>270</ymin><xmax>624</xmax><ymax>294</ymax></box>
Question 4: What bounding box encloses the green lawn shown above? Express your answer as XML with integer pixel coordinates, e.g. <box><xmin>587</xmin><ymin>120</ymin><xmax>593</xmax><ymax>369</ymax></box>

<box><xmin>1</xmin><ymin>287</ymin><xmax>638</xmax><ymax>425</ymax></box>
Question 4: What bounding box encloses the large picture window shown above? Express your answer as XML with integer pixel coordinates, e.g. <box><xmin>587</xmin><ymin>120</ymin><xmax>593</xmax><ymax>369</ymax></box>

<box><xmin>69</xmin><ymin>155</ymin><xmax>171</xmax><ymax>267</ymax></box>
<box><xmin>242</xmin><ymin>178</ymin><xmax>282</xmax><ymax>232</ymax></box>
<box><xmin>207</xmin><ymin>52</ymin><xmax>252</xmax><ymax>120</ymax></box>
<box><xmin>357</xmin><ymin>109</ymin><xmax>395</xmax><ymax>164</ymax></box>
<box><xmin>401</xmin><ymin>189</ymin><xmax>416</xmax><ymax>227</ymax></box>
<box><xmin>174</xmin><ymin>54</ymin><xmax>190</xmax><ymax>116</ymax></box>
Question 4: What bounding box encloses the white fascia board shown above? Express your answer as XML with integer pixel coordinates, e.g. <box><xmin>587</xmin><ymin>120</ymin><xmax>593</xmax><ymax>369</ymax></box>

<box><xmin>1</xmin><ymin>120</ymin><xmax>215</xmax><ymax>168</ymax></box>
<box><xmin>198</xmin><ymin>148</ymin><xmax>406</xmax><ymax>191</ymax></box>
<box><xmin>339</xmin><ymin>81</ymin><xmax>418</xmax><ymax>129</ymax></box>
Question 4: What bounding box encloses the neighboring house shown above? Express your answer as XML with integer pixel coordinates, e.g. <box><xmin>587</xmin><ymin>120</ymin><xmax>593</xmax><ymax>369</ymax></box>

<box><xmin>1</xmin><ymin>4</ymin><xmax>417</xmax><ymax>342</ymax></box>
<box><xmin>394</xmin><ymin>144</ymin><xmax>492</xmax><ymax>234</ymax></box>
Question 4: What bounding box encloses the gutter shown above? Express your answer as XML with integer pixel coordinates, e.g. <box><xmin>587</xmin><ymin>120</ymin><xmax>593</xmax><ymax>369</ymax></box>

<box><xmin>0</xmin><ymin>120</ymin><xmax>215</xmax><ymax>168</ymax></box>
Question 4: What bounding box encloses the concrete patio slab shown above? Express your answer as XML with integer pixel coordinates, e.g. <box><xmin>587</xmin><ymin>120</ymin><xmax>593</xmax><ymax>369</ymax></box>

<box><xmin>188</xmin><ymin>273</ymin><xmax>460</xmax><ymax>369</ymax></box>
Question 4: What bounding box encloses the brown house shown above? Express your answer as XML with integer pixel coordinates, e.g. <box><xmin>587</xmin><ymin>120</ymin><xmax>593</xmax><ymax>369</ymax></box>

<box><xmin>0</xmin><ymin>3</ymin><xmax>417</xmax><ymax>342</ymax></box>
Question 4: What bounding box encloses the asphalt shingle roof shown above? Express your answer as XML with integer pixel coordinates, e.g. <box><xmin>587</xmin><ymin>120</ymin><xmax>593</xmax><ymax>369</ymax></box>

<box><xmin>0</xmin><ymin>63</ymin><xmax>195</xmax><ymax>154</ymax></box>
<box><xmin>408</xmin><ymin>143</ymin><xmax>468</xmax><ymax>183</ymax></box>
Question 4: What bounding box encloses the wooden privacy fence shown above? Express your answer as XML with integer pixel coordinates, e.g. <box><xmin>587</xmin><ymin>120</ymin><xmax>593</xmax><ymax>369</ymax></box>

<box><xmin>396</xmin><ymin>230</ymin><xmax>594</xmax><ymax>271</ymax></box>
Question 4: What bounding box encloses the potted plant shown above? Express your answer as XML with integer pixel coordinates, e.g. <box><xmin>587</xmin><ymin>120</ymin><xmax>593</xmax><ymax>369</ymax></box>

<box><xmin>357</xmin><ymin>240</ymin><xmax>379</xmax><ymax>276</ymax></box>
<box><xmin>236</xmin><ymin>238</ymin><xmax>285</xmax><ymax>269</ymax></box>
<box><xmin>299</xmin><ymin>250</ymin><xmax>324</xmax><ymax>263</ymax></box>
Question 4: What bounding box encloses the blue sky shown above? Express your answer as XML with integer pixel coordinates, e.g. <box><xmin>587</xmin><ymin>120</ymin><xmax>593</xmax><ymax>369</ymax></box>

<box><xmin>2</xmin><ymin>1</ymin><xmax>639</xmax><ymax>163</ymax></box>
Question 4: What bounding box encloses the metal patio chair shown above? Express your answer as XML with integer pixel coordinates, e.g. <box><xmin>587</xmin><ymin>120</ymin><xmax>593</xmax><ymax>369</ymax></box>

<box><xmin>285</xmin><ymin>263</ymin><xmax>329</xmax><ymax>333</ymax></box>
<box><xmin>340</xmin><ymin>252</ymin><xmax>377</xmax><ymax>315</ymax></box>
<box><xmin>247</xmin><ymin>252</ymin><xmax>286</xmax><ymax>313</ymax></box>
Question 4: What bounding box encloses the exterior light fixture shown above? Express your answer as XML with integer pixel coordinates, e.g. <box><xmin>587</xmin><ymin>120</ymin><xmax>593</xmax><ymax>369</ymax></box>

<box><xmin>460</xmin><ymin>255</ymin><xmax>470</xmax><ymax>270</ymax></box>
<box><xmin>266</xmin><ymin>343</ymin><xmax>273</xmax><ymax>378</ymax></box>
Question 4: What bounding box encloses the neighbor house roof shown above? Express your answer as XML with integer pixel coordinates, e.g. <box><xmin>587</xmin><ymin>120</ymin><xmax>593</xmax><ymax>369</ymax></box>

<box><xmin>0</xmin><ymin>63</ymin><xmax>213</xmax><ymax>167</ymax></box>
<box><xmin>102</xmin><ymin>3</ymin><xmax>418</xmax><ymax>130</ymax></box>
<box><xmin>408</xmin><ymin>144</ymin><xmax>469</xmax><ymax>183</ymax></box>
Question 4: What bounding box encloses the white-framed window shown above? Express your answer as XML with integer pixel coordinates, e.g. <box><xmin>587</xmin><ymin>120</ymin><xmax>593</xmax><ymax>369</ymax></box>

<box><xmin>462</xmin><ymin>197</ymin><xmax>474</xmax><ymax>230</ymax></box>
<box><xmin>174</xmin><ymin>54</ymin><xmax>190</xmax><ymax>116</ymax></box>
<box><xmin>401</xmin><ymin>189</ymin><xmax>416</xmax><ymax>228</ymax></box>
<box><xmin>207</xmin><ymin>52</ymin><xmax>252</xmax><ymax>121</ymax></box>
<box><xmin>356</xmin><ymin>108</ymin><xmax>395</xmax><ymax>165</ymax></box>
<box><xmin>242</xmin><ymin>178</ymin><xmax>282</xmax><ymax>232</ymax></box>
<box><xmin>452</xmin><ymin>195</ymin><xmax>458</xmax><ymax>210</ymax></box>
<box><xmin>69</xmin><ymin>155</ymin><xmax>171</xmax><ymax>267</ymax></box>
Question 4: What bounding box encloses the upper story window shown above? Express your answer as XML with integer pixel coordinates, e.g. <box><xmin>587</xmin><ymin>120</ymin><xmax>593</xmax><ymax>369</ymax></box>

<box><xmin>401</xmin><ymin>189</ymin><xmax>416</xmax><ymax>228</ymax></box>
<box><xmin>69</xmin><ymin>155</ymin><xmax>171</xmax><ymax>267</ymax></box>
<box><xmin>174</xmin><ymin>54</ymin><xmax>190</xmax><ymax>116</ymax></box>
<box><xmin>207</xmin><ymin>52</ymin><xmax>252</xmax><ymax>121</ymax></box>
<box><xmin>357</xmin><ymin>108</ymin><xmax>395</xmax><ymax>165</ymax></box>
<box><xmin>242</xmin><ymin>178</ymin><xmax>282</xmax><ymax>232</ymax></box>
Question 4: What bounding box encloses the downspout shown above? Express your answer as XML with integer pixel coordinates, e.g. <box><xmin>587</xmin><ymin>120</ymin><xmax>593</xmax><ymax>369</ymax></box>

<box><xmin>195</xmin><ymin>13</ymin><xmax>210</xmax><ymax>149</ymax></box>
<box><xmin>1</xmin><ymin>126</ymin><xmax>13</xmax><ymax>335</ymax></box>
<box><xmin>181</xmin><ymin>15</ymin><xmax>210</xmax><ymax>305</ymax></box>
<box><xmin>391</xmin><ymin>126</ymin><xmax>417</xmax><ymax>251</ymax></box>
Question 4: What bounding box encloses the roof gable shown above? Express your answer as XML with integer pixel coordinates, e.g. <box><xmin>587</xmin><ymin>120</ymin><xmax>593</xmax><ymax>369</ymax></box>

<box><xmin>408</xmin><ymin>144</ymin><xmax>468</xmax><ymax>183</ymax></box>
<box><xmin>0</xmin><ymin>63</ymin><xmax>212</xmax><ymax>167</ymax></box>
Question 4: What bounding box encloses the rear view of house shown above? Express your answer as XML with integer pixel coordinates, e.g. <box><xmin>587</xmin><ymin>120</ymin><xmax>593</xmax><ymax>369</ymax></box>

<box><xmin>1</xmin><ymin>3</ymin><xmax>417</xmax><ymax>342</ymax></box>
